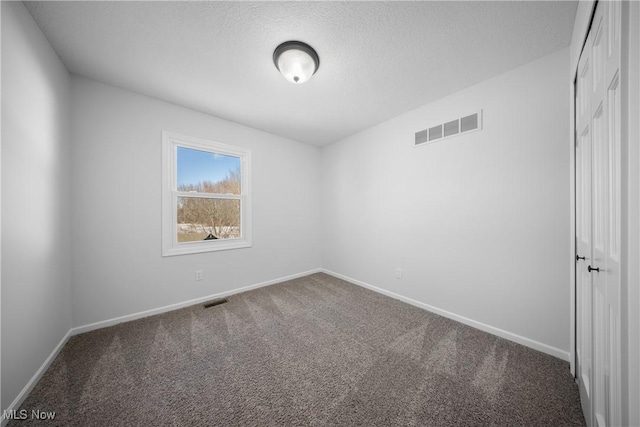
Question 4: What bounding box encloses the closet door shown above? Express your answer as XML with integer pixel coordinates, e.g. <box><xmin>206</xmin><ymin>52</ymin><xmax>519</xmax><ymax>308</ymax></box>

<box><xmin>575</xmin><ymin>2</ymin><xmax>621</xmax><ymax>426</ymax></box>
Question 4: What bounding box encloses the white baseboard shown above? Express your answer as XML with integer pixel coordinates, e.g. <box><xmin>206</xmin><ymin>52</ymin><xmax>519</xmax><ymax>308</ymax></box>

<box><xmin>71</xmin><ymin>268</ymin><xmax>322</xmax><ymax>336</ymax></box>
<box><xmin>321</xmin><ymin>269</ymin><xmax>570</xmax><ymax>362</ymax></box>
<box><xmin>1</xmin><ymin>268</ymin><xmax>322</xmax><ymax>425</ymax></box>
<box><xmin>1</xmin><ymin>329</ymin><xmax>72</xmax><ymax>427</ymax></box>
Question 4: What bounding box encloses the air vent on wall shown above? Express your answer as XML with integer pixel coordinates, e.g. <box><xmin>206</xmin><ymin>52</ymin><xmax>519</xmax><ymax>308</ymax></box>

<box><xmin>204</xmin><ymin>298</ymin><xmax>228</xmax><ymax>308</ymax></box>
<box><xmin>429</xmin><ymin>124</ymin><xmax>442</xmax><ymax>141</ymax></box>
<box><xmin>414</xmin><ymin>110</ymin><xmax>482</xmax><ymax>146</ymax></box>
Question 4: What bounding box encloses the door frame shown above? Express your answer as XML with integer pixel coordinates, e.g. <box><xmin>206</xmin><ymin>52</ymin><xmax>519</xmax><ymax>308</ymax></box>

<box><xmin>622</xmin><ymin>2</ymin><xmax>640</xmax><ymax>425</ymax></box>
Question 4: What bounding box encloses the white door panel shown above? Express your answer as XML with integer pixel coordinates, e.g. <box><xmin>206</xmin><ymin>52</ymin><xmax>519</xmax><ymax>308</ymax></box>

<box><xmin>575</xmin><ymin>2</ymin><xmax>622</xmax><ymax>426</ymax></box>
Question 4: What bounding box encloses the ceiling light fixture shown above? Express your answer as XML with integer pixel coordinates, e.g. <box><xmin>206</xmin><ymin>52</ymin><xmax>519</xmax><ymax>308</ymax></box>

<box><xmin>273</xmin><ymin>41</ymin><xmax>320</xmax><ymax>84</ymax></box>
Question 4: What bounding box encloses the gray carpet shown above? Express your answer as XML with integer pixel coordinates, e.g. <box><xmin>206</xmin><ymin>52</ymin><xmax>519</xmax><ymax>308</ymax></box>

<box><xmin>11</xmin><ymin>273</ymin><xmax>585</xmax><ymax>426</ymax></box>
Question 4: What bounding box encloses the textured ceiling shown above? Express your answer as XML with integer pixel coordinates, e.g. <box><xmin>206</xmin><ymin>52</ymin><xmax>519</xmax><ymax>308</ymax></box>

<box><xmin>25</xmin><ymin>1</ymin><xmax>577</xmax><ymax>146</ymax></box>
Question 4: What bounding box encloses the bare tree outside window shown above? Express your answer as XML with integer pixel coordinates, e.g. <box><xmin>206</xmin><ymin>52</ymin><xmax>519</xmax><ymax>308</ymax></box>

<box><xmin>176</xmin><ymin>147</ymin><xmax>242</xmax><ymax>243</ymax></box>
<box><xmin>176</xmin><ymin>168</ymin><xmax>241</xmax><ymax>242</ymax></box>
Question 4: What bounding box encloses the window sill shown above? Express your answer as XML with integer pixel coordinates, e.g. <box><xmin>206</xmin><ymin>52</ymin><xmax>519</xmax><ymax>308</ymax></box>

<box><xmin>162</xmin><ymin>239</ymin><xmax>252</xmax><ymax>257</ymax></box>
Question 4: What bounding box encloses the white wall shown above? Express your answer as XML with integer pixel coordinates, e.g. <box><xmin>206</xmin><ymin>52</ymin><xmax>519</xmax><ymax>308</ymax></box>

<box><xmin>70</xmin><ymin>77</ymin><xmax>321</xmax><ymax>327</ymax></box>
<box><xmin>322</xmin><ymin>48</ymin><xmax>571</xmax><ymax>357</ymax></box>
<box><xmin>1</xmin><ymin>1</ymin><xmax>72</xmax><ymax>413</ymax></box>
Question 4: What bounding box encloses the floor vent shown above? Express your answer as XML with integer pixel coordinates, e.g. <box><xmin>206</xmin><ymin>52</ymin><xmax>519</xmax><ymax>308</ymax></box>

<box><xmin>204</xmin><ymin>298</ymin><xmax>229</xmax><ymax>309</ymax></box>
<box><xmin>415</xmin><ymin>110</ymin><xmax>482</xmax><ymax>146</ymax></box>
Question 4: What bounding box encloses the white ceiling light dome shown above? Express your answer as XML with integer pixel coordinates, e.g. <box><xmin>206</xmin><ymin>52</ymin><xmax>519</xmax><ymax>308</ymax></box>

<box><xmin>273</xmin><ymin>41</ymin><xmax>320</xmax><ymax>84</ymax></box>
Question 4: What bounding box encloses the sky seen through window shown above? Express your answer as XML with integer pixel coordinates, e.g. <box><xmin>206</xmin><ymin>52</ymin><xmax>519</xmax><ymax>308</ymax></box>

<box><xmin>177</xmin><ymin>146</ymin><xmax>240</xmax><ymax>189</ymax></box>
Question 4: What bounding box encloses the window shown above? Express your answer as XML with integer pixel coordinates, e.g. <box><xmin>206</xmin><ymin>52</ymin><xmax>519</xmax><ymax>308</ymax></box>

<box><xmin>162</xmin><ymin>131</ymin><xmax>251</xmax><ymax>256</ymax></box>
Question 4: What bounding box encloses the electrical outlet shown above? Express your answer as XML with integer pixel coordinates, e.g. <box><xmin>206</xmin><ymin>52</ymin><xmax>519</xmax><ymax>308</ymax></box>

<box><xmin>195</xmin><ymin>270</ymin><xmax>203</xmax><ymax>281</ymax></box>
<box><xmin>395</xmin><ymin>268</ymin><xmax>402</xmax><ymax>279</ymax></box>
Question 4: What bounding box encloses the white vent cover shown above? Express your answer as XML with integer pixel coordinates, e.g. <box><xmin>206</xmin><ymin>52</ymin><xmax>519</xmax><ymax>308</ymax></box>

<box><xmin>415</xmin><ymin>110</ymin><xmax>482</xmax><ymax>146</ymax></box>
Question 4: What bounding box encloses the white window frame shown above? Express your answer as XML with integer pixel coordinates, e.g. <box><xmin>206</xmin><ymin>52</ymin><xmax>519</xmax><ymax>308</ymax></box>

<box><xmin>161</xmin><ymin>131</ymin><xmax>251</xmax><ymax>256</ymax></box>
